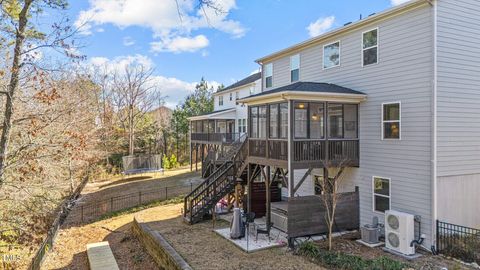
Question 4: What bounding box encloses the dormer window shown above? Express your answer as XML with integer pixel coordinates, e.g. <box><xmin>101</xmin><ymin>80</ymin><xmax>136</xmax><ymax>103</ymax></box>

<box><xmin>362</xmin><ymin>28</ymin><xmax>378</xmax><ymax>66</ymax></box>
<box><xmin>290</xmin><ymin>54</ymin><xmax>300</xmax><ymax>82</ymax></box>
<box><xmin>265</xmin><ymin>63</ymin><xmax>273</xmax><ymax>88</ymax></box>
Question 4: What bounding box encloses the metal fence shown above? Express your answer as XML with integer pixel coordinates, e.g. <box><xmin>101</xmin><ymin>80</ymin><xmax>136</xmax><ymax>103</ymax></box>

<box><xmin>70</xmin><ymin>183</ymin><xmax>197</xmax><ymax>223</ymax></box>
<box><xmin>437</xmin><ymin>220</ymin><xmax>480</xmax><ymax>264</ymax></box>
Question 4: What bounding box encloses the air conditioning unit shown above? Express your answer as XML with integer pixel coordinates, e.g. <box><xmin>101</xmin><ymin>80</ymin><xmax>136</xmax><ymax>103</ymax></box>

<box><xmin>384</xmin><ymin>210</ymin><xmax>415</xmax><ymax>255</ymax></box>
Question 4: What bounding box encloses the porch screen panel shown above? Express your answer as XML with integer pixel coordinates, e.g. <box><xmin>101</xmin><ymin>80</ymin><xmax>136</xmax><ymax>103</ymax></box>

<box><xmin>202</xmin><ymin>120</ymin><xmax>208</xmax><ymax>133</ymax></box>
<box><xmin>208</xmin><ymin>120</ymin><xmax>215</xmax><ymax>133</ymax></box>
<box><xmin>294</xmin><ymin>102</ymin><xmax>308</xmax><ymax>139</ymax></box>
<box><xmin>328</xmin><ymin>104</ymin><xmax>343</xmax><ymax>138</ymax></box>
<box><xmin>250</xmin><ymin>107</ymin><xmax>258</xmax><ymax>138</ymax></box>
<box><xmin>196</xmin><ymin>121</ymin><xmax>202</xmax><ymax>133</ymax></box>
<box><xmin>344</xmin><ymin>104</ymin><xmax>358</xmax><ymax>139</ymax></box>
<box><xmin>258</xmin><ymin>106</ymin><xmax>267</xmax><ymax>139</ymax></box>
<box><xmin>310</xmin><ymin>103</ymin><xmax>325</xmax><ymax>139</ymax></box>
<box><xmin>269</xmin><ymin>104</ymin><xmax>278</xmax><ymax>138</ymax></box>
<box><xmin>279</xmin><ymin>103</ymin><xmax>288</xmax><ymax>139</ymax></box>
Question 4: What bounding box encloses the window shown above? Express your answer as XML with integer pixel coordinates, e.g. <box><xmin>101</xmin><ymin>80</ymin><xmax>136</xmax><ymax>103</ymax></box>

<box><xmin>290</xmin><ymin>54</ymin><xmax>300</xmax><ymax>82</ymax></box>
<box><xmin>382</xmin><ymin>102</ymin><xmax>400</xmax><ymax>139</ymax></box>
<box><xmin>229</xmin><ymin>93</ymin><xmax>233</xmax><ymax>101</ymax></box>
<box><xmin>269</xmin><ymin>104</ymin><xmax>278</xmax><ymax>138</ymax></box>
<box><xmin>235</xmin><ymin>91</ymin><xmax>239</xmax><ymax>100</ymax></box>
<box><xmin>294</xmin><ymin>102</ymin><xmax>308</xmax><ymax>139</ymax></box>
<box><xmin>265</xmin><ymin>63</ymin><xmax>273</xmax><ymax>88</ymax></box>
<box><xmin>250</xmin><ymin>107</ymin><xmax>258</xmax><ymax>138</ymax></box>
<box><xmin>323</xmin><ymin>41</ymin><xmax>340</xmax><ymax>69</ymax></box>
<box><xmin>373</xmin><ymin>177</ymin><xmax>390</xmax><ymax>213</ymax></box>
<box><xmin>310</xmin><ymin>103</ymin><xmax>325</xmax><ymax>139</ymax></box>
<box><xmin>250</xmin><ymin>86</ymin><xmax>255</xmax><ymax>95</ymax></box>
<box><xmin>238</xmin><ymin>119</ymin><xmax>246</xmax><ymax>133</ymax></box>
<box><xmin>363</xmin><ymin>28</ymin><xmax>378</xmax><ymax>66</ymax></box>
<box><xmin>279</xmin><ymin>103</ymin><xmax>288</xmax><ymax>139</ymax></box>
<box><xmin>327</xmin><ymin>103</ymin><xmax>358</xmax><ymax>139</ymax></box>
<box><xmin>219</xmin><ymin>95</ymin><xmax>224</xmax><ymax>106</ymax></box>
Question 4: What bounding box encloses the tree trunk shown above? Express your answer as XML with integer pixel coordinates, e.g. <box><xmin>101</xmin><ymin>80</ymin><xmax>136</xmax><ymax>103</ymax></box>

<box><xmin>0</xmin><ymin>0</ymin><xmax>34</xmax><ymax>187</ymax></box>
<box><xmin>128</xmin><ymin>105</ymin><xmax>134</xmax><ymax>155</ymax></box>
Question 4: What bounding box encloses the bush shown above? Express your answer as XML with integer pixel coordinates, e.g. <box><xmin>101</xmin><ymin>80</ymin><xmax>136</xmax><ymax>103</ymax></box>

<box><xmin>297</xmin><ymin>241</ymin><xmax>320</xmax><ymax>258</ymax></box>
<box><xmin>296</xmin><ymin>246</ymin><xmax>410</xmax><ymax>270</ymax></box>
<box><xmin>162</xmin><ymin>154</ymin><xmax>179</xmax><ymax>170</ymax></box>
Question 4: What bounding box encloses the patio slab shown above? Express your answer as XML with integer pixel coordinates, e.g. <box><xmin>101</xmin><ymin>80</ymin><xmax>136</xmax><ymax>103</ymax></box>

<box><xmin>214</xmin><ymin>227</ymin><xmax>287</xmax><ymax>253</ymax></box>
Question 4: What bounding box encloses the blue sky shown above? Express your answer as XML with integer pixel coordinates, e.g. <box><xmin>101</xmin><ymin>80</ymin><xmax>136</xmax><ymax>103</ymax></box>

<box><xmin>64</xmin><ymin>0</ymin><xmax>408</xmax><ymax>108</ymax></box>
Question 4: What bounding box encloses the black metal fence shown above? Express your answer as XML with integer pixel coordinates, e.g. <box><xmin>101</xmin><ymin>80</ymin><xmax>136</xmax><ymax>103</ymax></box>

<box><xmin>437</xmin><ymin>220</ymin><xmax>480</xmax><ymax>264</ymax></box>
<box><xmin>70</xmin><ymin>183</ymin><xmax>198</xmax><ymax>223</ymax></box>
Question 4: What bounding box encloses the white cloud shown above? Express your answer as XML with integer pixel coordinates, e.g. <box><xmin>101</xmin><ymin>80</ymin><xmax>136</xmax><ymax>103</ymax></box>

<box><xmin>390</xmin><ymin>0</ymin><xmax>411</xmax><ymax>6</ymax></box>
<box><xmin>123</xmin><ymin>36</ymin><xmax>135</xmax><ymax>47</ymax></box>
<box><xmin>150</xmin><ymin>35</ymin><xmax>209</xmax><ymax>53</ymax></box>
<box><xmin>87</xmin><ymin>54</ymin><xmax>220</xmax><ymax>109</ymax></box>
<box><xmin>307</xmin><ymin>16</ymin><xmax>335</xmax><ymax>37</ymax></box>
<box><xmin>75</xmin><ymin>0</ymin><xmax>246</xmax><ymax>53</ymax></box>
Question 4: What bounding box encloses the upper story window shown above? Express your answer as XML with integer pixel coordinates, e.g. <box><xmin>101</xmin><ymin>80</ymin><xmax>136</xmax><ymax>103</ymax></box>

<box><xmin>265</xmin><ymin>63</ymin><xmax>273</xmax><ymax>88</ymax></box>
<box><xmin>235</xmin><ymin>91</ymin><xmax>239</xmax><ymax>100</ymax></box>
<box><xmin>323</xmin><ymin>41</ymin><xmax>340</xmax><ymax>69</ymax></box>
<box><xmin>363</xmin><ymin>28</ymin><xmax>378</xmax><ymax>66</ymax></box>
<box><xmin>218</xmin><ymin>95</ymin><xmax>224</xmax><ymax>106</ymax></box>
<box><xmin>382</xmin><ymin>102</ymin><xmax>400</xmax><ymax>140</ymax></box>
<box><xmin>229</xmin><ymin>93</ymin><xmax>233</xmax><ymax>101</ymax></box>
<box><xmin>249</xmin><ymin>86</ymin><xmax>255</xmax><ymax>95</ymax></box>
<box><xmin>290</xmin><ymin>54</ymin><xmax>300</xmax><ymax>82</ymax></box>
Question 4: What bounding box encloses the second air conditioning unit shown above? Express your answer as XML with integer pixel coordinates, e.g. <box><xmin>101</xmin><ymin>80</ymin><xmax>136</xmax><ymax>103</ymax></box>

<box><xmin>384</xmin><ymin>210</ymin><xmax>415</xmax><ymax>255</ymax></box>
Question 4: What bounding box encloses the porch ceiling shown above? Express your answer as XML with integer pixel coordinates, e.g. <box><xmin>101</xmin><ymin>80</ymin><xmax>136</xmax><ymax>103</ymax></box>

<box><xmin>238</xmin><ymin>81</ymin><xmax>367</xmax><ymax>105</ymax></box>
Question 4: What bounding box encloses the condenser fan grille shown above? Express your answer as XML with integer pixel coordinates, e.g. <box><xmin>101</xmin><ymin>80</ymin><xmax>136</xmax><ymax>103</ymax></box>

<box><xmin>387</xmin><ymin>214</ymin><xmax>400</xmax><ymax>230</ymax></box>
<box><xmin>387</xmin><ymin>232</ymin><xmax>400</xmax><ymax>248</ymax></box>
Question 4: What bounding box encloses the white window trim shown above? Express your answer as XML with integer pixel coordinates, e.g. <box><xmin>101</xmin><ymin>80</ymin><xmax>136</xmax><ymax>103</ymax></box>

<box><xmin>290</xmin><ymin>54</ymin><xmax>300</xmax><ymax>82</ymax></box>
<box><xmin>265</xmin><ymin>63</ymin><xmax>273</xmax><ymax>89</ymax></box>
<box><xmin>323</xmin><ymin>40</ymin><xmax>341</xmax><ymax>70</ymax></box>
<box><xmin>381</xmin><ymin>101</ymin><xmax>401</xmax><ymax>140</ymax></box>
<box><xmin>372</xmin><ymin>176</ymin><xmax>392</xmax><ymax>214</ymax></box>
<box><xmin>362</xmin><ymin>27</ymin><xmax>379</xmax><ymax>67</ymax></box>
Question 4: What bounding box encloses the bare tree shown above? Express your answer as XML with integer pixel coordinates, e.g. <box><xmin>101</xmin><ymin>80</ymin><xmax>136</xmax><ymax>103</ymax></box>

<box><xmin>111</xmin><ymin>64</ymin><xmax>161</xmax><ymax>156</ymax></box>
<box><xmin>318</xmin><ymin>159</ymin><xmax>350</xmax><ymax>251</ymax></box>
<box><xmin>0</xmin><ymin>0</ymin><xmax>80</xmax><ymax>188</ymax></box>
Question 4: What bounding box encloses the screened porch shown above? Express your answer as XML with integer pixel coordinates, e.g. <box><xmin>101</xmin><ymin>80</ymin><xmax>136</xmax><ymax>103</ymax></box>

<box><xmin>248</xmin><ymin>101</ymin><xmax>360</xmax><ymax>169</ymax></box>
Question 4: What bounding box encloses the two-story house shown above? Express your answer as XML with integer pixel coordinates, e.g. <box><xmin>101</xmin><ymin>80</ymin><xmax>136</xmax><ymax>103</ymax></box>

<box><xmin>185</xmin><ymin>0</ymin><xmax>480</xmax><ymax>252</ymax></box>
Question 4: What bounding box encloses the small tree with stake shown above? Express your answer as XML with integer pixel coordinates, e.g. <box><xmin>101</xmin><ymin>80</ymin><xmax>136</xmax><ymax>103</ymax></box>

<box><xmin>318</xmin><ymin>159</ymin><xmax>350</xmax><ymax>251</ymax></box>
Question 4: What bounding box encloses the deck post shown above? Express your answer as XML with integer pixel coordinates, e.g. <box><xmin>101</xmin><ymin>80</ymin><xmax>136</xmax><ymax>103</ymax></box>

<box><xmin>265</xmin><ymin>165</ymin><xmax>271</xmax><ymax>232</ymax></box>
<box><xmin>288</xmin><ymin>100</ymin><xmax>295</xmax><ymax>197</ymax></box>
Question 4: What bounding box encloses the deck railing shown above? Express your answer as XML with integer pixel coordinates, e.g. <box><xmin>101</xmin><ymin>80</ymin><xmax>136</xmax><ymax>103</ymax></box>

<box><xmin>249</xmin><ymin>138</ymin><xmax>359</xmax><ymax>165</ymax></box>
<box><xmin>191</xmin><ymin>132</ymin><xmax>242</xmax><ymax>143</ymax></box>
<box><xmin>436</xmin><ymin>220</ymin><xmax>480</xmax><ymax>264</ymax></box>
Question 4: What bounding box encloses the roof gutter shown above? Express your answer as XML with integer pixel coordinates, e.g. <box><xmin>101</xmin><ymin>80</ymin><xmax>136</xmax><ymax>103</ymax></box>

<box><xmin>255</xmin><ymin>0</ymin><xmax>429</xmax><ymax>64</ymax></box>
<box><xmin>238</xmin><ymin>90</ymin><xmax>367</xmax><ymax>105</ymax></box>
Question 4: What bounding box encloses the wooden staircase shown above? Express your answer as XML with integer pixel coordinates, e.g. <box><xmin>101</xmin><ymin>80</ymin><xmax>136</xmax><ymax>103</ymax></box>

<box><xmin>184</xmin><ymin>135</ymin><xmax>248</xmax><ymax>224</ymax></box>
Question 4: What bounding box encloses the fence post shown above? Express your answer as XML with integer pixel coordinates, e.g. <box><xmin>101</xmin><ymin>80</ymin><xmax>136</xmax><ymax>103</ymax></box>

<box><xmin>81</xmin><ymin>205</ymin><xmax>84</xmax><ymax>223</ymax></box>
<box><xmin>191</xmin><ymin>182</ymin><xmax>193</xmax><ymax>192</ymax></box>
<box><xmin>139</xmin><ymin>191</ymin><xmax>142</xmax><ymax>205</ymax></box>
<box><xmin>110</xmin><ymin>197</ymin><xmax>113</xmax><ymax>212</ymax></box>
<box><xmin>165</xmin><ymin>186</ymin><xmax>168</xmax><ymax>200</ymax></box>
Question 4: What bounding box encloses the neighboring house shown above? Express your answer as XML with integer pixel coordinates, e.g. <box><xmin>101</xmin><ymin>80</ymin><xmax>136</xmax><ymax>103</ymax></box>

<box><xmin>188</xmin><ymin>72</ymin><xmax>261</xmax><ymax>171</ymax></box>
<box><xmin>186</xmin><ymin>0</ymin><xmax>480</xmax><ymax>252</ymax></box>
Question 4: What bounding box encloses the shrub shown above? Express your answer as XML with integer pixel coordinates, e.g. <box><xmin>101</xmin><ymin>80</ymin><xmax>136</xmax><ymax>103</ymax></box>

<box><xmin>162</xmin><ymin>154</ymin><xmax>171</xmax><ymax>169</ymax></box>
<box><xmin>297</xmin><ymin>241</ymin><xmax>319</xmax><ymax>258</ymax></box>
<box><xmin>169</xmin><ymin>154</ymin><xmax>178</xmax><ymax>168</ymax></box>
<box><xmin>162</xmin><ymin>154</ymin><xmax>179</xmax><ymax>170</ymax></box>
<box><xmin>298</xmin><ymin>249</ymin><xmax>410</xmax><ymax>270</ymax></box>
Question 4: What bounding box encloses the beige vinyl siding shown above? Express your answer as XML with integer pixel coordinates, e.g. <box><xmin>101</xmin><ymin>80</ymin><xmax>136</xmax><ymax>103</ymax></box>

<box><xmin>263</xmin><ymin>5</ymin><xmax>434</xmax><ymax>246</ymax></box>
<box><xmin>436</xmin><ymin>0</ymin><xmax>480</xmax><ymax>177</ymax></box>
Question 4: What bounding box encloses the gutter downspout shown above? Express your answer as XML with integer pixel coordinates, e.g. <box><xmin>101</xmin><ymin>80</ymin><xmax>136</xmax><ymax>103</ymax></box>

<box><xmin>431</xmin><ymin>0</ymin><xmax>438</xmax><ymax>253</ymax></box>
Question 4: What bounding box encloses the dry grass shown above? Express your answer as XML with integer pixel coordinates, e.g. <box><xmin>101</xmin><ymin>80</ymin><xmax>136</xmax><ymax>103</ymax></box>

<box><xmin>137</xmin><ymin>204</ymin><xmax>325</xmax><ymax>270</ymax></box>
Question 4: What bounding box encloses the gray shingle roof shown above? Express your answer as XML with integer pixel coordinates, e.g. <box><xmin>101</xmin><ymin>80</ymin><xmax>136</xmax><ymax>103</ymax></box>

<box><xmin>218</xmin><ymin>72</ymin><xmax>261</xmax><ymax>93</ymax></box>
<box><xmin>242</xmin><ymin>81</ymin><xmax>365</xmax><ymax>99</ymax></box>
